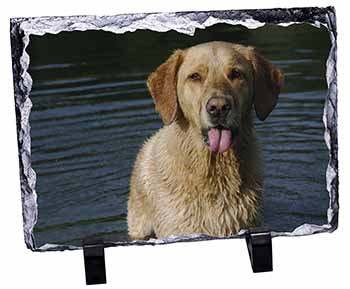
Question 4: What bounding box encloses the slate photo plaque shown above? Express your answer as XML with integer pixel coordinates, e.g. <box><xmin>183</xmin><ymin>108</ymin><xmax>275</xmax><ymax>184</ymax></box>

<box><xmin>10</xmin><ymin>7</ymin><xmax>338</xmax><ymax>251</ymax></box>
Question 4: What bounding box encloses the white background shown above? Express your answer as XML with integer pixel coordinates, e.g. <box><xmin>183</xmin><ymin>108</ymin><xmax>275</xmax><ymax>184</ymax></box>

<box><xmin>1</xmin><ymin>0</ymin><xmax>348</xmax><ymax>288</ymax></box>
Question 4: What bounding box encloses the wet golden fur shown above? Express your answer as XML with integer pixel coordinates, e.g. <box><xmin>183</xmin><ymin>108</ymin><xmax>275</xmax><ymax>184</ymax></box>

<box><xmin>127</xmin><ymin>42</ymin><xmax>283</xmax><ymax>240</ymax></box>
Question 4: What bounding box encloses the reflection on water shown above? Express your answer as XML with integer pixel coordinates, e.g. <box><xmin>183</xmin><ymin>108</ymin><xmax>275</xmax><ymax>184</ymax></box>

<box><xmin>27</xmin><ymin>23</ymin><xmax>330</xmax><ymax>247</ymax></box>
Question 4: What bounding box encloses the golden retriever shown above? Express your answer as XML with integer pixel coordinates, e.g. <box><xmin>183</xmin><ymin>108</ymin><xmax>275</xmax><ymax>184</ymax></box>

<box><xmin>127</xmin><ymin>41</ymin><xmax>283</xmax><ymax>240</ymax></box>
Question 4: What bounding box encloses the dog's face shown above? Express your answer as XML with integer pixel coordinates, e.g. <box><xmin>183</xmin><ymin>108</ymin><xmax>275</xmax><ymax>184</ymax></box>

<box><xmin>147</xmin><ymin>41</ymin><xmax>283</xmax><ymax>153</ymax></box>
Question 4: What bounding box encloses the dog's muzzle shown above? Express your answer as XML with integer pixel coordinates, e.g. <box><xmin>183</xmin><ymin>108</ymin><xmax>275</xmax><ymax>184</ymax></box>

<box><xmin>203</xmin><ymin>96</ymin><xmax>239</xmax><ymax>153</ymax></box>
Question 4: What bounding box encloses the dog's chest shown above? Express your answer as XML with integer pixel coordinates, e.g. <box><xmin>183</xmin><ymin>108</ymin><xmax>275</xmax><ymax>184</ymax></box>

<box><xmin>151</xmin><ymin>138</ymin><xmax>261</xmax><ymax>237</ymax></box>
<box><xmin>154</xmin><ymin>172</ymin><xmax>258</xmax><ymax>237</ymax></box>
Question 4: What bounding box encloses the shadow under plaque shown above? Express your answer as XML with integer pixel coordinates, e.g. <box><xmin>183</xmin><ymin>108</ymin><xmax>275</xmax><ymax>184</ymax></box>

<box><xmin>10</xmin><ymin>7</ymin><xmax>338</xmax><ymax>251</ymax></box>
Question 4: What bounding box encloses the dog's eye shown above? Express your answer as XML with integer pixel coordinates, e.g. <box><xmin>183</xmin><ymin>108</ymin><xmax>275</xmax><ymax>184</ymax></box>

<box><xmin>189</xmin><ymin>72</ymin><xmax>201</xmax><ymax>81</ymax></box>
<box><xmin>228</xmin><ymin>69</ymin><xmax>242</xmax><ymax>80</ymax></box>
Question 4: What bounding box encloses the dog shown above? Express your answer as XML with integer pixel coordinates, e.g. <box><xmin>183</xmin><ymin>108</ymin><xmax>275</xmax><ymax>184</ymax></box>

<box><xmin>127</xmin><ymin>41</ymin><xmax>283</xmax><ymax>240</ymax></box>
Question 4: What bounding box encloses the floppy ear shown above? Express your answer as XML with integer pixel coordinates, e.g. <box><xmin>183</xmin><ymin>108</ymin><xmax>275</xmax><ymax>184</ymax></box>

<box><xmin>247</xmin><ymin>49</ymin><xmax>284</xmax><ymax>121</ymax></box>
<box><xmin>147</xmin><ymin>50</ymin><xmax>184</xmax><ymax>125</ymax></box>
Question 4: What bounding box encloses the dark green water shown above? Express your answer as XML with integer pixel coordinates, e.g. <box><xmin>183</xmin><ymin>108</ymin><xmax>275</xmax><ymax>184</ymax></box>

<box><xmin>27</xmin><ymin>23</ymin><xmax>331</xmax><ymax>247</ymax></box>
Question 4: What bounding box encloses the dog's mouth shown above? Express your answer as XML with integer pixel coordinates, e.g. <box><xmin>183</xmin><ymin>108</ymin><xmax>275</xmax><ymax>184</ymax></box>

<box><xmin>202</xmin><ymin>125</ymin><xmax>239</xmax><ymax>153</ymax></box>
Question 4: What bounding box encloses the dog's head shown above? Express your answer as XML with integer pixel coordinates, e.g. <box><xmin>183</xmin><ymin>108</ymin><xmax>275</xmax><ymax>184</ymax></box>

<box><xmin>147</xmin><ymin>41</ymin><xmax>283</xmax><ymax>153</ymax></box>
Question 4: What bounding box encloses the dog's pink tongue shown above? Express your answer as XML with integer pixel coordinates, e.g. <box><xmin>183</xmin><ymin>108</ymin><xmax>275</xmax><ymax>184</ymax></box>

<box><xmin>208</xmin><ymin>128</ymin><xmax>232</xmax><ymax>153</ymax></box>
<box><xmin>208</xmin><ymin>128</ymin><xmax>220</xmax><ymax>152</ymax></box>
<box><xmin>218</xmin><ymin>129</ymin><xmax>232</xmax><ymax>153</ymax></box>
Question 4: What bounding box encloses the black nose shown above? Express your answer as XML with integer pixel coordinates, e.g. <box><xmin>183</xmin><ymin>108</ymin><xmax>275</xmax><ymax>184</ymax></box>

<box><xmin>206</xmin><ymin>97</ymin><xmax>232</xmax><ymax>118</ymax></box>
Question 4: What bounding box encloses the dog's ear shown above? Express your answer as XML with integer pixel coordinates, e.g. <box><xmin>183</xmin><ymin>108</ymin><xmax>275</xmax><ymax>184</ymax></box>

<box><xmin>244</xmin><ymin>48</ymin><xmax>284</xmax><ymax>121</ymax></box>
<box><xmin>147</xmin><ymin>50</ymin><xmax>184</xmax><ymax>125</ymax></box>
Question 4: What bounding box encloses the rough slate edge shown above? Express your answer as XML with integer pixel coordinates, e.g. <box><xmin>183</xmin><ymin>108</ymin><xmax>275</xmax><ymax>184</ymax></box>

<box><xmin>9</xmin><ymin>6</ymin><xmax>338</xmax><ymax>252</ymax></box>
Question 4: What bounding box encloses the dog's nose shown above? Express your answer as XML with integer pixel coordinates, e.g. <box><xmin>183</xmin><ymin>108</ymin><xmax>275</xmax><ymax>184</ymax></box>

<box><xmin>206</xmin><ymin>97</ymin><xmax>232</xmax><ymax>118</ymax></box>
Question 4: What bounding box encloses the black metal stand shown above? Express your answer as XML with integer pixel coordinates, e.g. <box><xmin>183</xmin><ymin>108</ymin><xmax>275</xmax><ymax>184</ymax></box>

<box><xmin>81</xmin><ymin>230</ymin><xmax>272</xmax><ymax>284</ymax></box>
<box><xmin>83</xmin><ymin>239</ymin><xmax>107</xmax><ymax>285</ymax></box>
<box><xmin>245</xmin><ymin>229</ymin><xmax>273</xmax><ymax>273</ymax></box>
